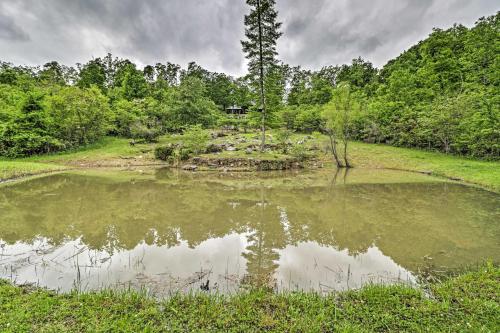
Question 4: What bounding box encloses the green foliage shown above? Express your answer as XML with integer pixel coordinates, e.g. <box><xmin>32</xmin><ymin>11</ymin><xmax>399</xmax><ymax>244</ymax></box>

<box><xmin>359</xmin><ymin>14</ymin><xmax>500</xmax><ymax>159</ymax></box>
<box><xmin>0</xmin><ymin>86</ymin><xmax>110</xmax><ymax>157</ymax></box>
<box><xmin>110</xmin><ymin>98</ymin><xmax>166</xmax><ymax>142</ymax></box>
<box><xmin>77</xmin><ymin>59</ymin><xmax>107</xmax><ymax>91</ymax></box>
<box><xmin>0</xmin><ymin>92</ymin><xmax>61</xmax><ymax>157</ymax></box>
<box><xmin>129</xmin><ymin>120</ymin><xmax>161</xmax><ymax>143</ymax></box>
<box><xmin>274</xmin><ymin>129</ymin><xmax>292</xmax><ymax>153</ymax></box>
<box><xmin>45</xmin><ymin>86</ymin><xmax>111</xmax><ymax>148</ymax></box>
<box><xmin>168</xmin><ymin>77</ymin><xmax>219</xmax><ymax>130</ymax></box>
<box><xmin>120</xmin><ymin>65</ymin><xmax>148</xmax><ymax>101</ymax></box>
<box><xmin>181</xmin><ymin>124</ymin><xmax>211</xmax><ymax>155</ymax></box>
<box><xmin>154</xmin><ymin>144</ymin><xmax>175</xmax><ymax>161</ymax></box>
<box><xmin>0</xmin><ymin>12</ymin><xmax>498</xmax><ymax>160</ymax></box>
<box><xmin>1</xmin><ymin>266</ymin><xmax>498</xmax><ymax>332</ymax></box>
<box><xmin>322</xmin><ymin>83</ymin><xmax>364</xmax><ymax>167</ymax></box>
<box><xmin>289</xmin><ymin>144</ymin><xmax>309</xmax><ymax>161</ymax></box>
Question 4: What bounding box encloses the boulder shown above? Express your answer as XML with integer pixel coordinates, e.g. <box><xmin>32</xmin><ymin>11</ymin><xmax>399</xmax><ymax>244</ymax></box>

<box><xmin>182</xmin><ymin>164</ymin><xmax>198</xmax><ymax>171</ymax></box>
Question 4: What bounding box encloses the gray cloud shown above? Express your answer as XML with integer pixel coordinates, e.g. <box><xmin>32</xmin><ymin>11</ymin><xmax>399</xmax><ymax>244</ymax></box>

<box><xmin>277</xmin><ymin>0</ymin><xmax>499</xmax><ymax>70</ymax></box>
<box><xmin>0</xmin><ymin>0</ymin><xmax>498</xmax><ymax>76</ymax></box>
<box><xmin>0</xmin><ymin>12</ymin><xmax>30</xmax><ymax>41</ymax></box>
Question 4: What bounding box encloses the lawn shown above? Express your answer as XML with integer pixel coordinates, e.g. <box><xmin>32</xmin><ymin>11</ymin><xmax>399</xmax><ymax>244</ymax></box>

<box><xmin>0</xmin><ymin>265</ymin><xmax>498</xmax><ymax>332</ymax></box>
<box><xmin>348</xmin><ymin>142</ymin><xmax>500</xmax><ymax>192</ymax></box>
<box><xmin>1</xmin><ymin>133</ymin><xmax>499</xmax><ymax>192</ymax></box>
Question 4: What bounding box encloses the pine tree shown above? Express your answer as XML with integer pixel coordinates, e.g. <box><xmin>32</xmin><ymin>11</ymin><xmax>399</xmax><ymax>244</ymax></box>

<box><xmin>241</xmin><ymin>0</ymin><xmax>282</xmax><ymax>150</ymax></box>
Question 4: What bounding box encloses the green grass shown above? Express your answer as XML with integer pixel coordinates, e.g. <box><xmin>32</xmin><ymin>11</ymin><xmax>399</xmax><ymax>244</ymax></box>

<box><xmin>0</xmin><ymin>161</ymin><xmax>67</xmax><ymax>182</ymax></box>
<box><xmin>24</xmin><ymin>137</ymin><xmax>156</xmax><ymax>164</ymax></box>
<box><xmin>0</xmin><ymin>265</ymin><xmax>498</xmax><ymax>332</ymax></box>
<box><xmin>0</xmin><ymin>137</ymin><xmax>165</xmax><ymax>181</ymax></box>
<box><xmin>348</xmin><ymin>142</ymin><xmax>500</xmax><ymax>191</ymax></box>
<box><xmin>1</xmin><ymin>133</ymin><xmax>499</xmax><ymax>191</ymax></box>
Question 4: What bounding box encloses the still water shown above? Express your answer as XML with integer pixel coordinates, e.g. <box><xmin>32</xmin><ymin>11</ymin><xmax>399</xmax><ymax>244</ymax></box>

<box><xmin>0</xmin><ymin>168</ymin><xmax>498</xmax><ymax>295</ymax></box>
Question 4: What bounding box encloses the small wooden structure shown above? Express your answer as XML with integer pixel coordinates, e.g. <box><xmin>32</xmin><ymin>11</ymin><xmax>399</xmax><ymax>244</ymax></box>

<box><xmin>225</xmin><ymin>105</ymin><xmax>248</xmax><ymax>117</ymax></box>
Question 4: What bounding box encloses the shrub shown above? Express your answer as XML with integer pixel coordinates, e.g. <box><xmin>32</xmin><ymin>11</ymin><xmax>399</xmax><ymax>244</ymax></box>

<box><xmin>275</xmin><ymin>129</ymin><xmax>292</xmax><ymax>153</ymax></box>
<box><xmin>181</xmin><ymin>125</ymin><xmax>210</xmax><ymax>155</ymax></box>
<box><xmin>130</xmin><ymin>120</ymin><xmax>161</xmax><ymax>143</ymax></box>
<box><xmin>290</xmin><ymin>144</ymin><xmax>310</xmax><ymax>161</ymax></box>
<box><xmin>178</xmin><ymin>148</ymin><xmax>191</xmax><ymax>161</ymax></box>
<box><xmin>45</xmin><ymin>86</ymin><xmax>111</xmax><ymax>147</ymax></box>
<box><xmin>154</xmin><ymin>144</ymin><xmax>175</xmax><ymax>161</ymax></box>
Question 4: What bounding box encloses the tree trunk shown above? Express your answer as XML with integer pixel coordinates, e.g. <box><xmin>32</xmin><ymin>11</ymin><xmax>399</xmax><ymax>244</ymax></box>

<box><xmin>328</xmin><ymin>132</ymin><xmax>344</xmax><ymax>168</ymax></box>
<box><xmin>343</xmin><ymin>139</ymin><xmax>351</xmax><ymax>168</ymax></box>
<box><xmin>257</xmin><ymin>0</ymin><xmax>266</xmax><ymax>152</ymax></box>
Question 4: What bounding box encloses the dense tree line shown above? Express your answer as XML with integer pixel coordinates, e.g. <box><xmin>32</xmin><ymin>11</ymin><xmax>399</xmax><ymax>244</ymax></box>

<box><xmin>279</xmin><ymin>13</ymin><xmax>499</xmax><ymax>159</ymax></box>
<box><xmin>0</xmin><ymin>12</ymin><xmax>498</xmax><ymax>159</ymax></box>
<box><xmin>0</xmin><ymin>56</ymin><xmax>254</xmax><ymax>157</ymax></box>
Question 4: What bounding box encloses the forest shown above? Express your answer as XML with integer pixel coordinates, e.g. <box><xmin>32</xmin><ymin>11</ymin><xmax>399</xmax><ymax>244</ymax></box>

<box><xmin>0</xmin><ymin>1</ymin><xmax>499</xmax><ymax>331</ymax></box>
<box><xmin>0</xmin><ymin>12</ymin><xmax>498</xmax><ymax>160</ymax></box>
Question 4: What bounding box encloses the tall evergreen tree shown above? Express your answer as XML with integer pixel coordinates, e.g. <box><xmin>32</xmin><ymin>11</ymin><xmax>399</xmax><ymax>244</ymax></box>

<box><xmin>241</xmin><ymin>0</ymin><xmax>282</xmax><ymax>150</ymax></box>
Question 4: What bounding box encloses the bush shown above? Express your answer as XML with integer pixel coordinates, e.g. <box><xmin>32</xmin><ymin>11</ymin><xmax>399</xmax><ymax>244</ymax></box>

<box><xmin>0</xmin><ymin>92</ymin><xmax>61</xmax><ymax>157</ymax></box>
<box><xmin>45</xmin><ymin>86</ymin><xmax>111</xmax><ymax>147</ymax></box>
<box><xmin>279</xmin><ymin>105</ymin><xmax>324</xmax><ymax>133</ymax></box>
<box><xmin>275</xmin><ymin>129</ymin><xmax>292</xmax><ymax>153</ymax></box>
<box><xmin>181</xmin><ymin>125</ymin><xmax>210</xmax><ymax>155</ymax></box>
<box><xmin>290</xmin><ymin>144</ymin><xmax>310</xmax><ymax>161</ymax></box>
<box><xmin>154</xmin><ymin>144</ymin><xmax>175</xmax><ymax>161</ymax></box>
<box><xmin>130</xmin><ymin>120</ymin><xmax>161</xmax><ymax>143</ymax></box>
<box><xmin>178</xmin><ymin>148</ymin><xmax>191</xmax><ymax>161</ymax></box>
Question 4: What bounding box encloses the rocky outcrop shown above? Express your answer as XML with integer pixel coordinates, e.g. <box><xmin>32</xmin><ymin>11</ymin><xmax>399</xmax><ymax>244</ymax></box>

<box><xmin>187</xmin><ymin>156</ymin><xmax>304</xmax><ymax>171</ymax></box>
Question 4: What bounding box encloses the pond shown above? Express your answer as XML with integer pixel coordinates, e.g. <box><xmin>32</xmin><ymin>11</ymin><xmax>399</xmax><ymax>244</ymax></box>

<box><xmin>0</xmin><ymin>168</ymin><xmax>498</xmax><ymax>296</ymax></box>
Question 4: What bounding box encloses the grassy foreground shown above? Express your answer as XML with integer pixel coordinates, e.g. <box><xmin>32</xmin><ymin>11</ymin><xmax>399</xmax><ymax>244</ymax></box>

<box><xmin>1</xmin><ymin>133</ymin><xmax>499</xmax><ymax>191</ymax></box>
<box><xmin>0</xmin><ymin>265</ymin><xmax>498</xmax><ymax>332</ymax></box>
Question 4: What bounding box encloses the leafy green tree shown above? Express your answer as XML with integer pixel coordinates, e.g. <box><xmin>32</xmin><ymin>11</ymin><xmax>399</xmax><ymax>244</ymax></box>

<box><xmin>121</xmin><ymin>67</ymin><xmax>148</xmax><ymax>100</ymax></box>
<box><xmin>77</xmin><ymin>59</ymin><xmax>107</xmax><ymax>92</ymax></box>
<box><xmin>323</xmin><ymin>84</ymin><xmax>363</xmax><ymax>168</ymax></box>
<box><xmin>38</xmin><ymin>61</ymin><xmax>67</xmax><ymax>86</ymax></box>
<box><xmin>0</xmin><ymin>92</ymin><xmax>60</xmax><ymax>157</ymax></box>
<box><xmin>206</xmin><ymin>73</ymin><xmax>235</xmax><ymax>110</ymax></box>
<box><xmin>45</xmin><ymin>86</ymin><xmax>111</xmax><ymax>147</ymax></box>
<box><xmin>418</xmin><ymin>95</ymin><xmax>464</xmax><ymax>153</ymax></box>
<box><xmin>0</xmin><ymin>84</ymin><xmax>27</xmax><ymax>123</ymax></box>
<box><xmin>168</xmin><ymin>77</ymin><xmax>219</xmax><ymax>130</ymax></box>
<box><xmin>287</xmin><ymin>66</ymin><xmax>309</xmax><ymax>106</ymax></box>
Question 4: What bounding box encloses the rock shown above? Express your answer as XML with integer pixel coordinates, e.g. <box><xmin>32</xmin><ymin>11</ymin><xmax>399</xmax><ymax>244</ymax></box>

<box><xmin>226</xmin><ymin>146</ymin><xmax>237</xmax><ymax>151</ymax></box>
<box><xmin>205</xmin><ymin>144</ymin><xmax>224</xmax><ymax>153</ymax></box>
<box><xmin>182</xmin><ymin>164</ymin><xmax>198</xmax><ymax>171</ymax></box>
<box><xmin>245</xmin><ymin>148</ymin><xmax>253</xmax><ymax>154</ymax></box>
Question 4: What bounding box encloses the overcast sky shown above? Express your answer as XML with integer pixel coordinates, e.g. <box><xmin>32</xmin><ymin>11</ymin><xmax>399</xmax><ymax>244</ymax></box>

<box><xmin>0</xmin><ymin>0</ymin><xmax>498</xmax><ymax>76</ymax></box>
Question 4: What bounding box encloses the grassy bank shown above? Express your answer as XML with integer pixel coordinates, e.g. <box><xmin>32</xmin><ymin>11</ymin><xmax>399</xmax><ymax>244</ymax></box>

<box><xmin>0</xmin><ymin>265</ymin><xmax>498</xmax><ymax>332</ymax></box>
<box><xmin>1</xmin><ymin>133</ymin><xmax>499</xmax><ymax>191</ymax></box>
<box><xmin>0</xmin><ymin>161</ymin><xmax>68</xmax><ymax>182</ymax></box>
<box><xmin>348</xmin><ymin>142</ymin><xmax>500</xmax><ymax>191</ymax></box>
<box><xmin>0</xmin><ymin>137</ymin><xmax>163</xmax><ymax>182</ymax></box>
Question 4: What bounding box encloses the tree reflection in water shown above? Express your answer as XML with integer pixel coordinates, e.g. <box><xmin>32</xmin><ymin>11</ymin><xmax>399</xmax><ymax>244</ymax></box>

<box><xmin>0</xmin><ymin>168</ymin><xmax>498</xmax><ymax>294</ymax></box>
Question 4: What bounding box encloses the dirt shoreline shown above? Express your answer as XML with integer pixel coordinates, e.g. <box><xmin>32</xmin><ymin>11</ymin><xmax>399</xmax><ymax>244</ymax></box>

<box><xmin>1</xmin><ymin>156</ymin><xmax>495</xmax><ymax>193</ymax></box>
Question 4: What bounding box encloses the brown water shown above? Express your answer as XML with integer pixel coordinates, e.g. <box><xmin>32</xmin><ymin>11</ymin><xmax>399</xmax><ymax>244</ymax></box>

<box><xmin>0</xmin><ymin>168</ymin><xmax>498</xmax><ymax>295</ymax></box>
